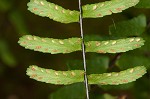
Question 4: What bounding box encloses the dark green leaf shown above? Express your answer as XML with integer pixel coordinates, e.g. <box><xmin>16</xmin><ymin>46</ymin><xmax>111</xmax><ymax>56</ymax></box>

<box><xmin>49</xmin><ymin>83</ymin><xmax>85</xmax><ymax>99</ymax></box>
<box><xmin>136</xmin><ymin>0</ymin><xmax>150</xmax><ymax>8</ymax></box>
<box><xmin>109</xmin><ymin>14</ymin><xmax>146</xmax><ymax>37</ymax></box>
<box><xmin>67</xmin><ymin>55</ymin><xmax>109</xmax><ymax>74</ymax></box>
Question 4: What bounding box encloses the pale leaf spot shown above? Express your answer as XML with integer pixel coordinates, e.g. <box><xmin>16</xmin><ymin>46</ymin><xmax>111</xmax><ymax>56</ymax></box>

<box><xmin>136</xmin><ymin>38</ymin><xmax>141</xmax><ymax>42</ymax></box>
<box><xmin>114</xmin><ymin>73</ymin><xmax>119</xmax><ymax>76</ymax></box>
<box><xmin>71</xmin><ymin>72</ymin><xmax>75</xmax><ymax>76</ymax></box>
<box><xmin>129</xmin><ymin>38</ymin><xmax>134</xmax><ymax>42</ymax></box>
<box><xmin>55</xmin><ymin>5</ymin><xmax>58</xmax><ymax>10</ymax></box>
<box><xmin>62</xmin><ymin>72</ymin><xmax>67</xmax><ymax>76</ymax></box>
<box><xmin>27</xmin><ymin>36</ymin><xmax>32</xmax><ymax>40</ymax></box>
<box><xmin>107</xmin><ymin>73</ymin><xmax>111</xmax><ymax>76</ymax></box>
<box><xmin>55</xmin><ymin>71</ymin><xmax>59</xmax><ymax>76</ymax></box>
<box><xmin>93</xmin><ymin>5</ymin><xmax>98</xmax><ymax>10</ymax></box>
<box><xmin>40</xmin><ymin>1</ymin><xmax>44</xmax><ymax>5</ymax></box>
<box><xmin>52</xmin><ymin>40</ymin><xmax>55</xmax><ymax>43</ymax></box>
<box><xmin>130</xmin><ymin>69</ymin><xmax>134</xmax><ymax>73</ymax></box>
<box><xmin>33</xmin><ymin>36</ymin><xmax>37</xmax><ymax>40</ymax></box>
<box><xmin>48</xmin><ymin>14</ymin><xmax>51</xmax><ymax>17</ymax></box>
<box><xmin>112</xmin><ymin>41</ymin><xmax>117</xmax><ymax>45</ymax></box>
<box><xmin>59</xmin><ymin>40</ymin><xmax>64</xmax><ymax>44</ymax></box>
<box><xmin>69</xmin><ymin>11</ymin><xmax>73</xmax><ymax>15</ymax></box>
<box><xmin>100</xmin><ymin>3</ymin><xmax>104</xmax><ymax>7</ymax></box>
<box><xmin>40</xmin><ymin>69</ymin><xmax>44</xmax><ymax>72</ymax></box>
<box><xmin>104</xmin><ymin>41</ymin><xmax>109</xmax><ymax>45</ymax></box>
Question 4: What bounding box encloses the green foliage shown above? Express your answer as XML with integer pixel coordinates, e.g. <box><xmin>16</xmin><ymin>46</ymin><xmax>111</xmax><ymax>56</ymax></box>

<box><xmin>49</xmin><ymin>83</ymin><xmax>85</xmax><ymax>99</ymax></box>
<box><xmin>67</xmin><ymin>55</ymin><xmax>109</xmax><ymax>74</ymax></box>
<box><xmin>27</xmin><ymin>0</ymin><xmax>79</xmax><ymax>23</ymax></box>
<box><xmin>133</xmin><ymin>77</ymin><xmax>150</xmax><ymax>99</ymax></box>
<box><xmin>117</xmin><ymin>53</ymin><xmax>150</xmax><ymax>70</ymax></box>
<box><xmin>19</xmin><ymin>35</ymin><xmax>145</xmax><ymax>54</ymax></box>
<box><xmin>0</xmin><ymin>40</ymin><xmax>17</xmax><ymax>67</ymax></box>
<box><xmin>16</xmin><ymin>0</ymin><xmax>149</xmax><ymax>98</ymax></box>
<box><xmin>90</xmin><ymin>93</ymin><xmax>117</xmax><ymax>99</ymax></box>
<box><xmin>88</xmin><ymin>66</ymin><xmax>146</xmax><ymax>85</ymax></box>
<box><xmin>18</xmin><ymin>35</ymin><xmax>82</xmax><ymax>54</ymax></box>
<box><xmin>109</xmin><ymin>14</ymin><xmax>146</xmax><ymax>37</ymax></box>
<box><xmin>82</xmin><ymin>0</ymin><xmax>139</xmax><ymax>18</ymax></box>
<box><xmin>27</xmin><ymin>65</ymin><xmax>146</xmax><ymax>85</ymax></box>
<box><xmin>27</xmin><ymin>0</ymin><xmax>141</xmax><ymax>23</ymax></box>
<box><xmin>85</xmin><ymin>37</ymin><xmax>144</xmax><ymax>53</ymax></box>
<box><xmin>140</xmin><ymin>34</ymin><xmax>150</xmax><ymax>52</ymax></box>
<box><xmin>27</xmin><ymin>65</ymin><xmax>84</xmax><ymax>85</ymax></box>
<box><xmin>101</xmin><ymin>82</ymin><xmax>134</xmax><ymax>90</ymax></box>
<box><xmin>9</xmin><ymin>10</ymin><xmax>29</xmax><ymax>35</ymax></box>
<box><xmin>136</xmin><ymin>0</ymin><xmax>150</xmax><ymax>8</ymax></box>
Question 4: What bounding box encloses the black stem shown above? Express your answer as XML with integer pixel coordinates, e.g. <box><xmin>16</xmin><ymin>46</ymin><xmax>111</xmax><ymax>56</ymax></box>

<box><xmin>78</xmin><ymin>0</ymin><xmax>90</xmax><ymax>99</ymax></box>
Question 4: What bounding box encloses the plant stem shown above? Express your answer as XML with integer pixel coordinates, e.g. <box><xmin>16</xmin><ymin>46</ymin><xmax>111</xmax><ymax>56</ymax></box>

<box><xmin>78</xmin><ymin>0</ymin><xmax>90</xmax><ymax>99</ymax></box>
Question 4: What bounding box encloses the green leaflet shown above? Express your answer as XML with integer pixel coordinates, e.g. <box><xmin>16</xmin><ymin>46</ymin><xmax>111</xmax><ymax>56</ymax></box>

<box><xmin>88</xmin><ymin>66</ymin><xmax>146</xmax><ymax>85</ymax></box>
<box><xmin>19</xmin><ymin>36</ymin><xmax>144</xmax><ymax>54</ymax></box>
<box><xmin>18</xmin><ymin>35</ymin><xmax>82</xmax><ymax>54</ymax></box>
<box><xmin>27</xmin><ymin>0</ymin><xmax>79</xmax><ymax>23</ymax></box>
<box><xmin>27</xmin><ymin>65</ymin><xmax>84</xmax><ymax>85</ymax></box>
<box><xmin>82</xmin><ymin>0</ymin><xmax>139</xmax><ymax>18</ymax></box>
<box><xmin>27</xmin><ymin>0</ymin><xmax>140</xmax><ymax>22</ymax></box>
<box><xmin>27</xmin><ymin>65</ymin><xmax>146</xmax><ymax>85</ymax></box>
<box><xmin>85</xmin><ymin>37</ymin><xmax>144</xmax><ymax>53</ymax></box>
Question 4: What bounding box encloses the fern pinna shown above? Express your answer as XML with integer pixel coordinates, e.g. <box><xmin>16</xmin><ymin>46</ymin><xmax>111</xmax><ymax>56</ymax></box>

<box><xmin>18</xmin><ymin>0</ymin><xmax>147</xmax><ymax>98</ymax></box>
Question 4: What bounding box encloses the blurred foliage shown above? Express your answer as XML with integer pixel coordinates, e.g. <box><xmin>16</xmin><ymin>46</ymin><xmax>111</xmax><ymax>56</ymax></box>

<box><xmin>136</xmin><ymin>0</ymin><xmax>150</xmax><ymax>8</ymax></box>
<box><xmin>0</xmin><ymin>39</ymin><xmax>17</xmax><ymax>67</ymax></box>
<box><xmin>0</xmin><ymin>0</ymin><xmax>150</xmax><ymax>99</ymax></box>
<box><xmin>109</xmin><ymin>14</ymin><xmax>146</xmax><ymax>37</ymax></box>
<box><xmin>67</xmin><ymin>54</ymin><xmax>109</xmax><ymax>74</ymax></box>
<box><xmin>49</xmin><ymin>83</ymin><xmax>85</xmax><ymax>99</ymax></box>
<box><xmin>0</xmin><ymin>0</ymin><xmax>13</xmax><ymax>11</ymax></box>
